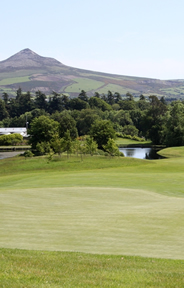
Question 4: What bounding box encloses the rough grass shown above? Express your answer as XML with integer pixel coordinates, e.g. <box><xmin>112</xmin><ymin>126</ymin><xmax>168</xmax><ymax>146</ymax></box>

<box><xmin>1</xmin><ymin>248</ymin><xmax>184</xmax><ymax>288</ymax></box>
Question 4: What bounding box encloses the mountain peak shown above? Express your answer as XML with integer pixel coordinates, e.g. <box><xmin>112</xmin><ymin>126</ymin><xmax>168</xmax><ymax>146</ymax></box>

<box><xmin>0</xmin><ymin>48</ymin><xmax>63</xmax><ymax>69</ymax></box>
<box><xmin>16</xmin><ymin>48</ymin><xmax>38</xmax><ymax>56</ymax></box>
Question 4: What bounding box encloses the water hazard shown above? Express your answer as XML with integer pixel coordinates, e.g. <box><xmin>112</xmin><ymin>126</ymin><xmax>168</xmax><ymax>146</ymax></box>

<box><xmin>119</xmin><ymin>147</ymin><xmax>163</xmax><ymax>160</ymax></box>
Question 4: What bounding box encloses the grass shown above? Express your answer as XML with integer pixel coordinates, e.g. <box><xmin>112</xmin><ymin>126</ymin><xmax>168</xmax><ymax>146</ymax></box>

<box><xmin>115</xmin><ymin>137</ymin><xmax>151</xmax><ymax>146</ymax></box>
<box><xmin>1</xmin><ymin>147</ymin><xmax>184</xmax><ymax>286</ymax></box>
<box><xmin>65</xmin><ymin>77</ymin><xmax>104</xmax><ymax>92</ymax></box>
<box><xmin>1</xmin><ymin>248</ymin><xmax>184</xmax><ymax>288</ymax></box>
<box><xmin>97</xmin><ymin>84</ymin><xmax>138</xmax><ymax>94</ymax></box>
<box><xmin>0</xmin><ymin>76</ymin><xmax>30</xmax><ymax>85</ymax></box>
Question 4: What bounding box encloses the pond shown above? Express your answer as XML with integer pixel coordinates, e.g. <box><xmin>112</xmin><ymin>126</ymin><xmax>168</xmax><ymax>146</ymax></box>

<box><xmin>0</xmin><ymin>151</ymin><xmax>25</xmax><ymax>160</ymax></box>
<box><xmin>119</xmin><ymin>147</ymin><xmax>163</xmax><ymax>160</ymax></box>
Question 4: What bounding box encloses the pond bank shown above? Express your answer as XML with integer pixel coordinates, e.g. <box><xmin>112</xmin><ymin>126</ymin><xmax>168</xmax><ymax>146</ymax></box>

<box><xmin>118</xmin><ymin>143</ymin><xmax>166</xmax><ymax>148</ymax></box>
<box><xmin>0</xmin><ymin>146</ymin><xmax>30</xmax><ymax>152</ymax></box>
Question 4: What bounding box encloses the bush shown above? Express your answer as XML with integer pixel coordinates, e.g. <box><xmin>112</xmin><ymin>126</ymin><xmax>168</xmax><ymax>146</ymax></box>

<box><xmin>116</xmin><ymin>133</ymin><xmax>145</xmax><ymax>142</ymax></box>
<box><xmin>23</xmin><ymin>150</ymin><xmax>33</xmax><ymax>158</ymax></box>
<box><xmin>0</xmin><ymin>133</ymin><xmax>23</xmax><ymax>146</ymax></box>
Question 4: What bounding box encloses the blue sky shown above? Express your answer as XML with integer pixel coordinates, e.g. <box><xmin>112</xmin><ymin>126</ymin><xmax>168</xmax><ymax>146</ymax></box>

<box><xmin>1</xmin><ymin>0</ymin><xmax>184</xmax><ymax>80</ymax></box>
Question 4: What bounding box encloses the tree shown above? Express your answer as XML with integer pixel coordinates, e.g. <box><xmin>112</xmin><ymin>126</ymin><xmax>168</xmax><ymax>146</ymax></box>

<box><xmin>164</xmin><ymin>102</ymin><xmax>184</xmax><ymax>146</ymax></box>
<box><xmin>90</xmin><ymin>119</ymin><xmax>116</xmax><ymax>149</ymax></box>
<box><xmin>76</xmin><ymin>109</ymin><xmax>100</xmax><ymax>136</ymax></box>
<box><xmin>35</xmin><ymin>90</ymin><xmax>47</xmax><ymax>110</ymax></box>
<box><xmin>122</xmin><ymin>125</ymin><xmax>139</xmax><ymax>137</ymax></box>
<box><xmin>85</xmin><ymin>136</ymin><xmax>98</xmax><ymax>155</ymax></box>
<box><xmin>126</xmin><ymin>92</ymin><xmax>134</xmax><ymax>101</ymax></box>
<box><xmin>52</xmin><ymin>111</ymin><xmax>78</xmax><ymax>140</ymax></box>
<box><xmin>0</xmin><ymin>99</ymin><xmax>9</xmax><ymax>120</ymax></box>
<box><xmin>94</xmin><ymin>92</ymin><xmax>100</xmax><ymax>98</ymax></box>
<box><xmin>78</xmin><ymin>90</ymin><xmax>88</xmax><ymax>102</ymax></box>
<box><xmin>103</xmin><ymin>138</ymin><xmax>120</xmax><ymax>157</ymax></box>
<box><xmin>62</xmin><ymin>130</ymin><xmax>73</xmax><ymax>158</ymax></box>
<box><xmin>107</xmin><ymin>90</ymin><xmax>115</xmax><ymax>105</ymax></box>
<box><xmin>114</xmin><ymin>110</ymin><xmax>133</xmax><ymax>127</ymax></box>
<box><xmin>141</xmin><ymin>95</ymin><xmax>167</xmax><ymax>144</ymax></box>
<box><xmin>29</xmin><ymin>115</ymin><xmax>59</xmax><ymax>150</ymax></box>
<box><xmin>68</xmin><ymin>98</ymin><xmax>89</xmax><ymax>110</ymax></box>
<box><xmin>51</xmin><ymin>135</ymin><xmax>64</xmax><ymax>156</ymax></box>
<box><xmin>118</xmin><ymin>99</ymin><xmax>136</xmax><ymax>110</ymax></box>
<box><xmin>2</xmin><ymin>92</ymin><xmax>9</xmax><ymax>105</ymax></box>
<box><xmin>89</xmin><ymin>97</ymin><xmax>112</xmax><ymax>111</ymax></box>
<box><xmin>114</xmin><ymin>92</ymin><xmax>121</xmax><ymax>103</ymax></box>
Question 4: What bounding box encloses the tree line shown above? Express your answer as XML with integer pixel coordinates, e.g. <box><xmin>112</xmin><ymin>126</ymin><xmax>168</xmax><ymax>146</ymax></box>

<box><xmin>1</xmin><ymin>88</ymin><xmax>184</xmax><ymax>150</ymax></box>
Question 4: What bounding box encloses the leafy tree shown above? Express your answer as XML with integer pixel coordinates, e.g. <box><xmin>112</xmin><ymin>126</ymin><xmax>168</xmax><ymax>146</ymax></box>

<box><xmin>85</xmin><ymin>136</ymin><xmax>98</xmax><ymax>155</ymax></box>
<box><xmin>112</xmin><ymin>104</ymin><xmax>120</xmax><ymax>111</ymax></box>
<box><xmin>52</xmin><ymin>111</ymin><xmax>78</xmax><ymax>140</ymax></box>
<box><xmin>51</xmin><ymin>135</ymin><xmax>64</xmax><ymax>156</ymax></box>
<box><xmin>114</xmin><ymin>110</ymin><xmax>133</xmax><ymax>127</ymax></box>
<box><xmin>122</xmin><ymin>125</ymin><xmax>139</xmax><ymax>137</ymax></box>
<box><xmin>103</xmin><ymin>138</ymin><xmax>120</xmax><ymax>157</ymax></box>
<box><xmin>164</xmin><ymin>102</ymin><xmax>184</xmax><ymax>146</ymax></box>
<box><xmin>90</xmin><ymin>119</ymin><xmax>116</xmax><ymax>149</ymax></box>
<box><xmin>29</xmin><ymin>115</ymin><xmax>59</xmax><ymax>150</ymax></box>
<box><xmin>68</xmin><ymin>98</ymin><xmax>89</xmax><ymax>110</ymax></box>
<box><xmin>118</xmin><ymin>99</ymin><xmax>136</xmax><ymax>110</ymax></box>
<box><xmin>89</xmin><ymin>97</ymin><xmax>112</xmax><ymax>111</ymax></box>
<box><xmin>76</xmin><ymin>109</ymin><xmax>100</xmax><ymax>136</ymax></box>
<box><xmin>141</xmin><ymin>95</ymin><xmax>167</xmax><ymax>144</ymax></box>
<box><xmin>62</xmin><ymin>130</ymin><xmax>73</xmax><ymax>158</ymax></box>
<box><xmin>36</xmin><ymin>141</ymin><xmax>51</xmax><ymax>155</ymax></box>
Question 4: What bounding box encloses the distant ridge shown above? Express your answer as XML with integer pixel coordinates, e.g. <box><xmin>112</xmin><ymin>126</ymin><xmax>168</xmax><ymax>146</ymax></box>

<box><xmin>0</xmin><ymin>48</ymin><xmax>184</xmax><ymax>98</ymax></box>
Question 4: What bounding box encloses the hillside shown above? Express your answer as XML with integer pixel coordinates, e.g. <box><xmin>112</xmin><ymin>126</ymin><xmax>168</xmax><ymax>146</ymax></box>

<box><xmin>0</xmin><ymin>48</ymin><xmax>184</xmax><ymax>98</ymax></box>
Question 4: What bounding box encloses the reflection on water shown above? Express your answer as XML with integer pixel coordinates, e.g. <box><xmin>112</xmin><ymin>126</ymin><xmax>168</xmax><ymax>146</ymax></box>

<box><xmin>0</xmin><ymin>151</ymin><xmax>24</xmax><ymax>160</ymax></box>
<box><xmin>119</xmin><ymin>148</ymin><xmax>162</xmax><ymax>160</ymax></box>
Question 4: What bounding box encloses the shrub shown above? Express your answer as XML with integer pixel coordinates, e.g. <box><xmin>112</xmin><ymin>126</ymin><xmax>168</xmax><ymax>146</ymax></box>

<box><xmin>0</xmin><ymin>133</ymin><xmax>23</xmax><ymax>146</ymax></box>
<box><xmin>23</xmin><ymin>150</ymin><xmax>33</xmax><ymax>158</ymax></box>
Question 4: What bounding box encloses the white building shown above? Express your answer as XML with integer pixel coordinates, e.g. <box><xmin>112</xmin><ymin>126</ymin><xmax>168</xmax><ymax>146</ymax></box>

<box><xmin>0</xmin><ymin>128</ymin><xmax>27</xmax><ymax>137</ymax></box>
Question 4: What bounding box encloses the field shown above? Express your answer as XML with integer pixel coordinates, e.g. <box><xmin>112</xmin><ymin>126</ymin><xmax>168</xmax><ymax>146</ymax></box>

<box><xmin>0</xmin><ymin>148</ymin><xmax>184</xmax><ymax>286</ymax></box>
<box><xmin>65</xmin><ymin>77</ymin><xmax>104</xmax><ymax>93</ymax></box>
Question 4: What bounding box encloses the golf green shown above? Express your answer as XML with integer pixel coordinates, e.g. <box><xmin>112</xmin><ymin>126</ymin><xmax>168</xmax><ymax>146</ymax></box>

<box><xmin>1</xmin><ymin>186</ymin><xmax>184</xmax><ymax>259</ymax></box>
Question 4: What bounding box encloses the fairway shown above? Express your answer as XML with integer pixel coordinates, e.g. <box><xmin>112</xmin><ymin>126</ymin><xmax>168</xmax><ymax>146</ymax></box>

<box><xmin>1</xmin><ymin>186</ymin><xmax>184</xmax><ymax>259</ymax></box>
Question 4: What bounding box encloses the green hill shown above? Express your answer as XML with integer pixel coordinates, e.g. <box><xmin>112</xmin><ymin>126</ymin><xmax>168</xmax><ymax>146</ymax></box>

<box><xmin>0</xmin><ymin>48</ymin><xmax>184</xmax><ymax>98</ymax></box>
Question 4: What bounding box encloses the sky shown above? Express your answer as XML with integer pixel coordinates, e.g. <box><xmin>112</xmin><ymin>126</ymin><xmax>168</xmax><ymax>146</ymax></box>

<box><xmin>1</xmin><ymin>0</ymin><xmax>184</xmax><ymax>80</ymax></box>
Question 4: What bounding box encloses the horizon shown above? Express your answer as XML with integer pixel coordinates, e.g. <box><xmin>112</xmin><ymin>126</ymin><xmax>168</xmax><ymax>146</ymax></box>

<box><xmin>1</xmin><ymin>0</ymin><xmax>184</xmax><ymax>80</ymax></box>
<box><xmin>1</xmin><ymin>47</ymin><xmax>184</xmax><ymax>82</ymax></box>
